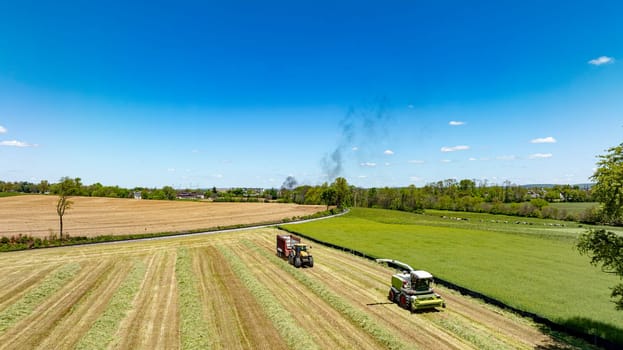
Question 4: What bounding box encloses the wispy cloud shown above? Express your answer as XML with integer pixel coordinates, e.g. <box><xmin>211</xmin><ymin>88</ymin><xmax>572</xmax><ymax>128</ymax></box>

<box><xmin>360</xmin><ymin>162</ymin><xmax>377</xmax><ymax>167</ymax></box>
<box><xmin>530</xmin><ymin>136</ymin><xmax>556</xmax><ymax>144</ymax></box>
<box><xmin>588</xmin><ymin>56</ymin><xmax>614</xmax><ymax>65</ymax></box>
<box><xmin>0</xmin><ymin>140</ymin><xmax>37</xmax><ymax>148</ymax></box>
<box><xmin>408</xmin><ymin>160</ymin><xmax>424</xmax><ymax>164</ymax></box>
<box><xmin>0</xmin><ymin>125</ymin><xmax>7</xmax><ymax>134</ymax></box>
<box><xmin>449</xmin><ymin>121</ymin><xmax>465</xmax><ymax>126</ymax></box>
<box><xmin>352</xmin><ymin>146</ymin><xmax>359</xmax><ymax>151</ymax></box>
<box><xmin>441</xmin><ymin>145</ymin><xmax>470</xmax><ymax>152</ymax></box>
<box><xmin>384</xmin><ymin>149</ymin><xmax>394</xmax><ymax>155</ymax></box>
<box><xmin>441</xmin><ymin>159</ymin><xmax>451</xmax><ymax>163</ymax></box>
<box><xmin>358</xmin><ymin>175</ymin><xmax>368</xmax><ymax>178</ymax></box>
<box><xmin>468</xmin><ymin>157</ymin><xmax>477</xmax><ymax>161</ymax></box>
<box><xmin>529</xmin><ymin>153</ymin><xmax>553</xmax><ymax>159</ymax></box>
<box><xmin>409</xmin><ymin>176</ymin><xmax>422</xmax><ymax>182</ymax></box>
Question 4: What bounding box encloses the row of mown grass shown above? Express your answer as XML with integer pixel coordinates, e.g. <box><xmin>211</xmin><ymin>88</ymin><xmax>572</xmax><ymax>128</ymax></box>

<box><xmin>283</xmin><ymin>207</ymin><xmax>623</xmax><ymax>346</ymax></box>
<box><xmin>242</xmin><ymin>239</ymin><xmax>412</xmax><ymax>350</ymax></box>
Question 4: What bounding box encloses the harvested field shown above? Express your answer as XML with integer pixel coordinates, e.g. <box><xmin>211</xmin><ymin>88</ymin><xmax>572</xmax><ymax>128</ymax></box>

<box><xmin>0</xmin><ymin>227</ymin><xmax>591</xmax><ymax>350</ymax></box>
<box><xmin>0</xmin><ymin>195</ymin><xmax>325</xmax><ymax>238</ymax></box>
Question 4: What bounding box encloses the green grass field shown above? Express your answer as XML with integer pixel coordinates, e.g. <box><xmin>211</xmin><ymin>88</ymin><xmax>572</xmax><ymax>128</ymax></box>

<box><xmin>549</xmin><ymin>202</ymin><xmax>599</xmax><ymax>215</ymax></box>
<box><xmin>284</xmin><ymin>207</ymin><xmax>623</xmax><ymax>346</ymax></box>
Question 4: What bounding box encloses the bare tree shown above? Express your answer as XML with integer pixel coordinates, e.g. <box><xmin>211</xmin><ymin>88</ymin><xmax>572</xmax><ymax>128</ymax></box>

<box><xmin>56</xmin><ymin>195</ymin><xmax>73</xmax><ymax>241</ymax></box>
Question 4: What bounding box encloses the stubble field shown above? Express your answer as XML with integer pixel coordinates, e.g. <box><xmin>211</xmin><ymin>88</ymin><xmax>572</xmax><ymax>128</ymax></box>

<box><xmin>0</xmin><ymin>195</ymin><xmax>326</xmax><ymax>238</ymax></box>
<box><xmin>0</xmin><ymin>227</ymin><xmax>591</xmax><ymax>349</ymax></box>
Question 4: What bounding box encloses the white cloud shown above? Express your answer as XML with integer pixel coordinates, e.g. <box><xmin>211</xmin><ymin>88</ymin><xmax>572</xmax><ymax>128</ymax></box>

<box><xmin>0</xmin><ymin>140</ymin><xmax>37</xmax><ymax>147</ymax></box>
<box><xmin>530</xmin><ymin>136</ymin><xmax>557</xmax><ymax>144</ymax></box>
<box><xmin>214</xmin><ymin>174</ymin><xmax>223</xmax><ymax>178</ymax></box>
<box><xmin>384</xmin><ymin>149</ymin><xmax>394</xmax><ymax>155</ymax></box>
<box><xmin>441</xmin><ymin>145</ymin><xmax>470</xmax><ymax>152</ymax></box>
<box><xmin>496</xmin><ymin>155</ymin><xmax>517</xmax><ymax>161</ymax></box>
<box><xmin>441</xmin><ymin>159</ymin><xmax>451</xmax><ymax>163</ymax></box>
<box><xmin>352</xmin><ymin>146</ymin><xmax>359</xmax><ymax>151</ymax></box>
<box><xmin>360</xmin><ymin>162</ymin><xmax>377</xmax><ymax>167</ymax></box>
<box><xmin>0</xmin><ymin>125</ymin><xmax>7</xmax><ymax>134</ymax></box>
<box><xmin>384</xmin><ymin>162</ymin><xmax>391</xmax><ymax>166</ymax></box>
<box><xmin>408</xmin><ymin>160</ymin><xmax>424</xmax><ymax>164</ymax></box>
<box><xmin>588</xmin><ymin>56</ymin><xmax>614</xmax><ymax>65</ymax></box>
<box><xmin>358</xmin><ymin>175</ymin><xmax>368</xmax><ymax>178</ymax></box>
<box><xmin>449</xmin><ymin>121</ymin><xmax>465</xmax><ymax>126</ymax></box>
<box><xmin>468</xmin><ymin>157</ymin><xmax>477</xmax><ymax>161</ymax></box>
<box><xmin>167</xmin><ymin>168</ymin><xmax>176</xmax><ymax>172</ymax></box>
<box><xmin>409</xmin><ymin>176</ymin><xmax>422</xmax><ymax>182</ymax></box>
<box><xmin>529</xmin><ymin>153</ymin><xmax>553</xmax><ymax>159</ymax></box>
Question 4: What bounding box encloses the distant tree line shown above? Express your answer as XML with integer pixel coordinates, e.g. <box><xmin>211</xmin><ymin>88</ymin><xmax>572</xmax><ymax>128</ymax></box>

<box><xmin>0</xmin><ymin>176</ymin><xmax>594</xmax><ymax>222</ymax></box>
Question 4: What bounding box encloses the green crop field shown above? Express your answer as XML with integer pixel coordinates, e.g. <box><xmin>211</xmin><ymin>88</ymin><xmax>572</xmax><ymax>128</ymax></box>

<box><xmin>549</xmin><ymin>202</ymin><xmax>599</xmax><ymax>215</ymax></box>
<box><xmin>284</xmin><ymin>207</ymin><xmax>623</xmax><ymax>346</ymax></box>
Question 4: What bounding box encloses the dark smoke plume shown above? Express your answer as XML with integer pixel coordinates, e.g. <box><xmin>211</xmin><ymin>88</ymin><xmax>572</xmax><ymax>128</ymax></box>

<box><xmin>322</xmin><ymin>98</ymin><xmax>391</xmax><ymax>181</ymax></box>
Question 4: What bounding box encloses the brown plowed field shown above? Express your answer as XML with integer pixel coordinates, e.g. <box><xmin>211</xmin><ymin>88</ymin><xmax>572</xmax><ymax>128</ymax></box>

<box><xmin>0</xmin><ymin>195</ymin><xmax>326</xmax><ymax>238</ymax></box>
<box><xmin>0</xmin><ymin>223</ymin><xmax>590</xmax><ymax>350</ymax></box>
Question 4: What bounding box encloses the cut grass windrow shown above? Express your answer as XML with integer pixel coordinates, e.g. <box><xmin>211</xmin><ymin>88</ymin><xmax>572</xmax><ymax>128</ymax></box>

<box><xmin>242</xmin><ymin>239</ymin><xmax>413</xmax><ymax>350</ymax></box>
<box><xmin>176</xmin><ymin>247</ymin><xmax>212</xmax><ymax>349</ymax></box>
<box><xmin>217</xmin><ymin>245</ymin><xmax>319</xmax><ymax>350</ymax></box>
<box><xmin>0</xmin><ymin>262</ymin><xmax>81</xmax><ymax>333</ymax></box>
<box><xmin>75</xmin><ymin>259</ymin><xmax>146</xmax><ymax>350</ymax></box>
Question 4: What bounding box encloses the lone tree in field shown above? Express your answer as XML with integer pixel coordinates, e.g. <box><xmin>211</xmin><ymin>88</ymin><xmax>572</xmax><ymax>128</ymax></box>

<box><xmin>55</xmin><ymin>177</ymin><xmax>76</xmax><ymax>241</ymax></box>
<box><xmin>577</xmin><ymin>142</ymin><xmax>623</xmax><ymax>310</ymax></box>
<box><xmin>591</xmin><ymin>142</ymin><xmax>623</xmax><ymax>225</ymax></box>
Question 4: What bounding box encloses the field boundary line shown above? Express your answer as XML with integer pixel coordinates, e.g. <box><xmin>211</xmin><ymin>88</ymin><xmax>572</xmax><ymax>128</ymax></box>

<box><xmin>277</xmin><ymin>225</ymin><xmax>618</xmax><ymax>350</ymax></box>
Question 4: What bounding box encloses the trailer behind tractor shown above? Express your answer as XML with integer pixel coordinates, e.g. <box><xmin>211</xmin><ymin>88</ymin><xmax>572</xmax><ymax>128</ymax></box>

<box><xmin>276</xmin><ymin>234</ymin><xmax>314</xmax><ymax>268</ymax></box>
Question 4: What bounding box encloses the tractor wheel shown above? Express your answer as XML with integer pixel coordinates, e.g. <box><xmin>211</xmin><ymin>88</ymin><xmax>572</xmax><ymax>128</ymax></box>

<box><xmin>294</xmin><ymin>257</ymin><xmax>302</xmax><ymax>268</ymax></box>
<box><xmin>388</xmin><ymin>289</ymin><xmax>395</xmax><ymax>302</ymax></box>
<box><xmin>308</xmin><ymin>256</ymin><xmax>314</xmax><ymax>267</ymax></box>
<box><xmin>288</xmin><ymin>255</ymin><xmax>293</xmax><ymax>265</ymax></box>
<box><xmin>399</xmin><ymin>294</ymin><xmax>409</xmax><ymax>310</ymax></box>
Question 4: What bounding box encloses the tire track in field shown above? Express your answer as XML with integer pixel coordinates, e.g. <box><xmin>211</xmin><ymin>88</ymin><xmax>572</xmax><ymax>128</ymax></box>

<box><xmin>0</xmin><ymin>261</ymin><xmax>105</xmax><ymax>349</ymax></box>
<box><xmin>195</xmin><ymin>246</ymin><xmax>288</xmax><ymax>350</ymax></box>
<box><xmin>114</xmin><ymin>250</ymin><xmax>180</xmax><ymax>350</ymax></box>
<box><xmin>34</xmin><ymin>258</ymin><xmax>134</xmax><ymax>349</ymax></box>
<box><xmin>232</xmin><ymin>242</ymin><xmax>385</xmax><ymax>350</ymax></box>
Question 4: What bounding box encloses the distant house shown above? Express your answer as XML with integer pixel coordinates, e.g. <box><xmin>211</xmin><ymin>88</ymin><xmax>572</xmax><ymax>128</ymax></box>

<box><xmin>176</xmin><ymin>192</ymin><xmax>205</xmax><ymax>200</ymax></box>
<box><xmin>133</xmin><ymin>191</ymin><xmax>142</xmax><ymax>200</ymax></box>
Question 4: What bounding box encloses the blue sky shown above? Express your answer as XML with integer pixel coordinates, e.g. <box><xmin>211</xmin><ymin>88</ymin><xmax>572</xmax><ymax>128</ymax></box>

<box><xmin>1</xmin><ymin>1</ymin><xmax>622</xmax><ymax>189</ymax></box>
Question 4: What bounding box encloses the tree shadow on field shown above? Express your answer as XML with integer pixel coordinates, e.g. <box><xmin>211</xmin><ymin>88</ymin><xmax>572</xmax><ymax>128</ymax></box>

<box><xmin>534</xmin><ymin>316</ymin><xmax>623</xmax><ymax>350</ymax></box>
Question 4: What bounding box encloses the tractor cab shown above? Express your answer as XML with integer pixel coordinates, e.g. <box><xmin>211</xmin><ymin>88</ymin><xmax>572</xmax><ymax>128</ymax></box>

<box><xmin>410</xmin><ymin>270</ymin><xmax>434</xmax><ymax>293</ymax></box>
<box><xmin>289</xmin><ymin>243</ymin><xmax>314</xmax><ymax>268</ymax></box>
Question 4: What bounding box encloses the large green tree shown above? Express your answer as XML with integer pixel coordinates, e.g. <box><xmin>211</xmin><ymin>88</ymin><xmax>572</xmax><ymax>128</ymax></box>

<box><xmin>591</xmin><ymin>142</ymin><xmax>623</xmax><ymax>225</ymax></box>
<box><xmin>577</xmin><ymin>229</ymin><xmax>623</xmax><ymax>310</ymax></box>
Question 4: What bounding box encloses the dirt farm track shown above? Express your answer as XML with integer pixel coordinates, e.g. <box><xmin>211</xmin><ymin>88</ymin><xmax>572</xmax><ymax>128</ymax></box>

<box><xmin>0</xmin><ymin>195</ymin><xmax>326</xmax><ymax>238</ymax></box>
<box><xmin>0</xmin><ymin>196</ymin><xmax>592</xmax><ymax>349</ymax></box>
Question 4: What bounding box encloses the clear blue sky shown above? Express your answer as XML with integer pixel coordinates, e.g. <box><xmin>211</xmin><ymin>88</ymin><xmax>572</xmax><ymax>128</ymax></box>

<box><xmin>1</xmin><ymin>1</ymin><xmax>622</xmax><ymax>189</ymax></box>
